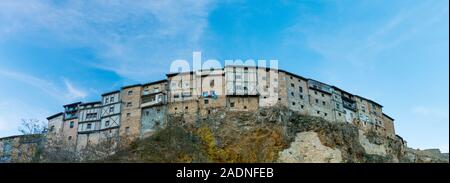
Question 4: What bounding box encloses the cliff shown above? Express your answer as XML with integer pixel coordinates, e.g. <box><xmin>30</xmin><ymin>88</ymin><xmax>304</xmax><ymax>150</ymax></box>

<box><xmin>106</xmin><ymin>107</ymin><xmax>448</xmax><ymax>163</ymax></box>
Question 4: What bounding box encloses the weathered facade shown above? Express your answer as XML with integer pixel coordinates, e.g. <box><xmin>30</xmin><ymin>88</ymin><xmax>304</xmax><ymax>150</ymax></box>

<box><xmin>0</xmin><ymin>134</ymin><xmax>44</xmax><ymax>163</ymax></box>
<box><xmin>120</xmin><ymin>85</ymin><xmax>142</xmax><ymax>143</ymax></box>
<box><xmin>76</xmin><ymin>102</ymin><xmax>102</xmax><ymax>151</ymax></box>
<box><xmin>44</xmin><ymin>66</ymin><xmax>397</xmax><ymax>154</ymax></box>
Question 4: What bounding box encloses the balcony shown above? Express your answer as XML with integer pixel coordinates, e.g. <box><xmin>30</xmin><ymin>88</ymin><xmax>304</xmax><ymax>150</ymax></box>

<box><xmin>141</xmin><ymin>93</ymin><xmax>165</xmax><ymax>108</ymax></box>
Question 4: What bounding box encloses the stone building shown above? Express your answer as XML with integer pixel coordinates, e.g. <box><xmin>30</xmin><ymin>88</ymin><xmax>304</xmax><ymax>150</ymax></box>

<box><xmin>140</xmin><ymin>80</ymin><xmax>168</xmax><ymax>138</ymax></box>
<box><xmin>0</xmin><ymin>134</ymin><xmax>44</xmax><ymax>163</ymax></box>
<box><xmin>120</xmin><ymin>84</ymin><xmax>142</xmax><ymax>143</ymax></box>
<box><xmin>100</xmin><ymin>91</ymin><xmax>121</xmax><ymax>142</ymax></box>
<box><xmin>76</xmin><ymin>101</ymin><xmax>102</xmax><ymax>151</ymax></box>
<box><xmin>44</xmin><ymin>66</ymin><xmax>397</xmax><ymax>153</ymax></box>
<box><xmin>46</xmin><ymin>112</ymin><xmax>64</xmax><ymax>143</ymax></box>
<box><xmin>62</xmin><ymin>102</ymin><xmax>81</xmax><ymax>146</ymax></box>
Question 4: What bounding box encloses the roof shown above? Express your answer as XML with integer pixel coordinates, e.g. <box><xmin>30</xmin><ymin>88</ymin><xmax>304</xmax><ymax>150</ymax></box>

<box><xmin>101</xmin><ymin>90</ymin><xmax>120</xmax><ymax>96</ymax></box>
<box><xmin>79</xmin><ymin>101</ymin><xmax>102</xmax><ymax>106</ymax></box>
<box><xmin>121</xmin><ymin>84</ymin><xmax>142</xmax><ymax>90</ymax></box>
<box><xmin>143</xmin><ymin>79</ymin><xmax>168</xmax><ymax>86</ymax></box>
<box><xmin>382</xmin><ymin>113</ymin><xmax>394</xmax><ymax>121</ymax></box>
<box><xmin>354</xmin><ymin>95</ymin><xmax>383</xmax><ymax>108</ymax></box>
<box><xmin>46</xmin><ymin>112</ymin><xmax>64</xmax><ymax>120</ymax></box>
<box><xmin>63</xmin><ymin>102</ymin><xmax>82</xmax><ymax>107</ymax></box>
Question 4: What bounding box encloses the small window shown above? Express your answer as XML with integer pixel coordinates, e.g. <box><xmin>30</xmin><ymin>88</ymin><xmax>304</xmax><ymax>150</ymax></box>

<box><xmin>314</xmin><ymin>91</ymin><xmax>318</xmax><ymax>95</ymax></box>
<box><xmin>244</xmin><ymin>106</ymin><xmax>247</xmax><ymax>109</ymax></box>
<box><xmin>126</xmin><ymin>113</ymin><xmax>131</xmax><ymax>117</ymax></box>
<box><xmin>174</xmin><ymin>107</ymin><xmax>178</xmax><ymax>110</ymax></box>
<box><xmin>292</xmin><ymin>102</ymin><xmax>296</xmax><ymax>106</ymax></box>
<box><xmin>126</xmin><ymin>102</ymin><xmax>132</xmax><ymax>107</ymax></box>
<box><xmin>145</xmin><ymin>111</ymin><xmax>150</xmax><ymax>116</ymax></box>
<box><xmin>299</xmin><ymin>87</ymin><xmax>303</xmax><ymax>93</ymax></box>
<box><xmin>185</xmin><ymin>106</ymin><xmax>188</xmax><ymax>110</ymax></box>
<box><xmin>315</xmin><ymin>99</ymin><xmax>319</xmax><ymax>103</ymax></box>
<box><xmin>300</xmin><ymin>95</ymin><xmax>303</xmax><ymax>99</ymax></box>
<box><xmin>317</xmin><ymin>111</ymin><xmax>320</xmax><ymax>114</ymax></box>
<box><xmin>105</xmin><ymin>120</ymin><xmax>110</xmax><ymax>127</ymax></box>
<box><xmin>324</xmin><ymin>113</ymin><xmax>328</xmax><ymax>116</ymax></box>
<box><xmin>230</xmin><ymin>102</ymin><xmax>235</xmax><ymax>107</ymax></box>
<box><xmin>210</xmin><ymin>80</ymin><xmax>215</xmax><ymax>87</ymax></box>
<box><xmin>110</xmin><ymin>96</ymin><xmax>114</xmax><ymax>102</ymax></box>
<box><xmin>87</xmin><ymin>123</ymin><xmax>92</xmax><ymax>129</ymax></box>
<box><xmin>204</xmin><ymin>99</ymin><xmax>209</xmax><ymax>104</ymax></box>
<box><xmin>338</xmin><ymin>113</ymin><xmax>342</xmax><ymax>116</ymax></box>
<box><xmin>322</xmin><ymin>101</ymin><xmax>326</xmax><ymax>106</ymax></box>
<box><xmin>301</xmin><ymin>105</ymin><xmax>304</xmax><ymax>109</ymax></box>
<box><xmin>321</xmin><ymin>94</ymin><xmax>325</xmax><ymax>97</ymax></box>
<box><xmin>69</xmin><ymin>121</ymin><xmax>74</xmax><ymax>128</ymax></box>
<box><xmin>128</xmin><ymin>90</ymin><xmax>133</xmax><ymax>95</ymax></box>
<box><xmin>109</xmin><ymin>106</ymin><xmax>114</xmax><ymax>112</ymax></box>
<box><xmin>68</xmin><ymin>136</ymin><xmax>72</xmax><ymax>140</ymax></box>
<box><xmin>208</xmin><ymin>110</ymin><xmax>211</xmax><ymax>114</ymax></box>
<box><xmin>291</xmin><ymin>92</ymin><xmax>294</xmax><ymax>96</ymax></box>
<box><xmin>291</xmin><ymin>83</ymin><xmax>294</xmax><ymax>87</ymax></box>
<box><xmin>50</xmin><ymin>125</ymin><xmax>55</xmax><ymax>132</ymax></box>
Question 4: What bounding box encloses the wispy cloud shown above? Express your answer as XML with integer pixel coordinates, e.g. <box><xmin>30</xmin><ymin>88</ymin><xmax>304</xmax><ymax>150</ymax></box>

<box><xmin>412</xmin><ymin>106</ymin><xmax>449</xmax><ymax>121</ymax></box>
<box><xmin>0</xmin><ymin>69</ymin><xmax>87</xmax><ymax>102</ymax></box>
<box><xmin>64</xmin><ymin>79</ymin><xmax>87</xmax><ymax>100</ymax></box>
<box><xmin>0</xmin><ymin>0</ymin><xmax>217</xmax><ymax>81</ymax></box>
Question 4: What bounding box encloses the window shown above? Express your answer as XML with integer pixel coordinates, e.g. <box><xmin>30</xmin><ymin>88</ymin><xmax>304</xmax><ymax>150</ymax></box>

<box><xmin>204</xmin><ymin>99</ymin><xmax>209</xmax><ymax>104</ymax></box>
<box><xmin>202</xmin><ymin>91</ymin><xmax>208</xmax><ymax>97</ymax></box>
<box><xmin>208</xmin><ymin>110</ymin><xmax>211</xmax><ymax>114</ymax></box>
<box><xmin>87</xmin><ymin>123</ymin><xmax>92</xmax><ymax>129</ymax></box>
<box><xmin>145</xmin><ymin>111</ymin><xmax>150</xmax><ymax>116</ymax></box>
<box><xmin>174</xmin><ymin>107</ymin><xmax>178</xmax><ymax>110</ymax></box>
<box><xmin>301</xmin><ymin>105</ymin><xmax>304</xmax><ymax>109</ymax></box>
<box><xmin>105</xmin><ymin>98</ymin><xmax>109</xmax><ymax>103</ymax></box>
<box><xmin>315</xmin><ymin>99</ymin><xmax>319</xmax><ymax>103</ymax></box>
<box><xmin>126</xmin><ymin>102</ymin><xmax>132</xmax><ymax>107</ymax></box>
<box><xmin>324</xmin><ymin>113</ymin><xmax>328</xmax><ymax>116</ymax></box>
<box><xmin>185</xmin><ymin>106</ymin><xmax>188</xmax><ymax>110</ymax></box>
<box><xmin>210</xmin><ymin>80</ymin><xmax>215</xmax><ymax>87</ymax></box>
<box><xmin>292</xmin><ymin>102</ymin><xmax>296</xmax><ymax>106</ymax></box>
<box><xmin>291</xmin><ymin>92</ymin><xmax>294</xmax><ymax>96</ymax></box>
<box><xmin>322</xmin><ymin>101</ymin><xmax>326</xmax><ymax>106</ymax></box>
<box><xmin>336</xmin><ymin>104</ymin><xmax>340</xmax><ymax>109</ymax></box>
<box><xmin>321</xmin><ymin>94</ymin><xmax>325</xmax><ymax>97</ymax></box>
<box><xmin>69</xmin><ymin>121</ymin><xmax>74</xmax><ymax>128</ymax></box>
<box><xmin>317</xmin><ymin>111</ymin><xmax>320</xmax><ymax>114</ymax></box>
<box><xmin>244</xmin><ymin>106</ymin><xmax>247</xmax><ymax>109</ymax></box>
<box><xmin>126</xmin><ymin>113</ymin><xmax>131</xmax><ymax>117</ymax></box>
<box><xmin>174</xmin><ymin>94</ymin><xmax>180</xmax><ymax>98</ymax></box>
<box><xmin>125</xmin><ymin>127</ymin><xmax>130</xmax><ymax>134</ymax></box>
<box><xmin>300</xmin><ymin>95</ymin><xmax>303</xmax><ymax>99</ymax></box>
<box><xmin>50</xmin><ymin>125</ymin><xmax>55</xmax><ymax>132</ymax></box>
<box><xmin>105</xmin><ymin>120</ymin><xmax>110</xmax><ymax>127</ymax></box>
<box><xmin>110</xmin><ymin>96</ymin><xmax>114</xmax><ymax>102</ymax></box>
<box><xmin>109</xmin><ymin>106</ymin><xmax>114</xmax><ymax>113</ymax></box>
<box><xmin>299</xmin><ymin>87</ymin><xmax>303</xmax><ymax>93</ymax></box>
<box><xmin>230</xmin><ymin>102</ymin><xmax>235</xmax><ymax>107</ymax></box>
<box><xmin>291</xmin><ymin>83</ymin><xmax>294</xmax><ymax>87</ymax></box>
<box><xmin>314</xmin><ymin>91</ymin><xmax>318</xmax><ymax>95</ymax></box>
<box><xmin>68</xmin><ymin>136</ymin><xmax>72</xmax><ymax>140</ymax></box>
<box><xmin>290</xmin><ymin>76</ymin><xmax>293</xmax><ymax>79</ymax></box>
<box><xmin>338</xmin><ymin>113</ymin><xmax>342</xmax><ymax>116</ymax></box>
<box><xmin>128</xmin><ymin>90</ymin><xmax>133</xmax><ymax>95</ymax></box>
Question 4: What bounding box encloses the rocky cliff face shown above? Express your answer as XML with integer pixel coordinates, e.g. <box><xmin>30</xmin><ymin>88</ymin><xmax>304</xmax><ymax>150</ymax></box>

<box><xmin>107</xmin><ymin>107</ymin><xmax>448</xmax><ymax>163</ymax></box>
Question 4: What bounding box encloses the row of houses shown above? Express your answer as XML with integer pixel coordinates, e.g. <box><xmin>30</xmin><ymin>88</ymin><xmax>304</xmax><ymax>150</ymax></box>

<box><xmin>41</xmin><ymin>65</ymin><xmax>397</xmax><ymax>153</ymax></box>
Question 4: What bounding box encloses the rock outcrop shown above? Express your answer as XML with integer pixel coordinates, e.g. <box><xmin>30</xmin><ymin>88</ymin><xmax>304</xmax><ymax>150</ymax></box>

<box><xmin>106</xmin><ymin>107</ymin><xmax>448</xmax><ymax>163</ymax></box>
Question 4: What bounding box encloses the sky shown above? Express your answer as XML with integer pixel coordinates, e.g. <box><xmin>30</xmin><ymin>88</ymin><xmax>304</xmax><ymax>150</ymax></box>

<box><xmin>0</xmin><ymin>0</ymin><xmax>448</xmax><ymax>152</ymax></box>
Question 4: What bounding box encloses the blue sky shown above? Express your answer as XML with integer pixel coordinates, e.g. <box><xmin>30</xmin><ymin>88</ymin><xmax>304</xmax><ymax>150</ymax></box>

<box><xmin>0</xmin><ymin>0</ymin><xmax>448</xmax><ymax>152</ymax></box>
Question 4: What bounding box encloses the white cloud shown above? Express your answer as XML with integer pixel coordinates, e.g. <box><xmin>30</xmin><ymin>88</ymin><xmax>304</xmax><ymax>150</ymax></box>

<box><xmin>0</xmin><ymin>69</ymin><xmax>88</xmax><ymax>102</ymax></box>
<box><xmin>64</xmin><ymin>79</ymin><xmax>87</xmax><ymax>100</ymax></box>
<box><xmin>0</xmin><ymin>0</ymin><xmax>217</xmax><ymax>80</ymax></box>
